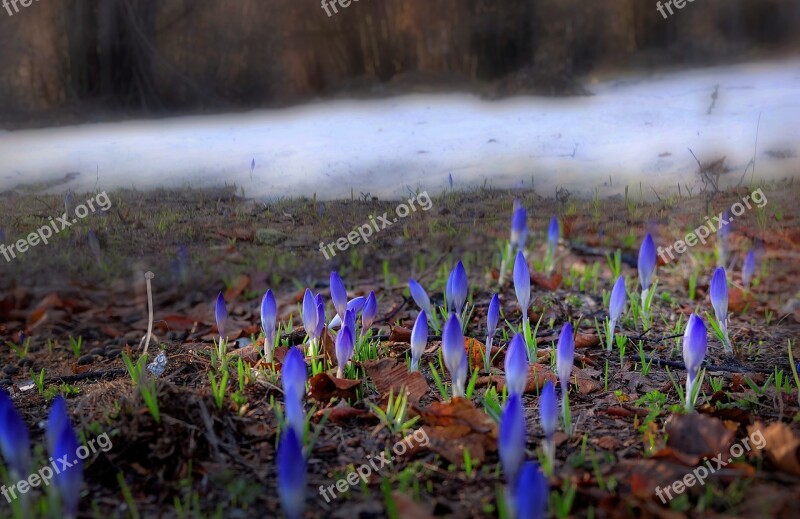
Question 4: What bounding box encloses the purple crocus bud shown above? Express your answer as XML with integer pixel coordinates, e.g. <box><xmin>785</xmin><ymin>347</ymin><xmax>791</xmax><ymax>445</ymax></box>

<box><xmin>547</xmin><ymin>216</ymin><xmax>560</xmax><ymax>252</ymax></box>
<box><xmin>682</xmin><ymin>314</ymin><xmax>708</xmax><ymax>410</ymax></box>
<box><xmin>277</xmin><ymin>428</ymin><xmax>306</xmax><ymax>519</ymax></box>
<box><xmin>0</xmin><ymin>388</ymin><xmax>31</xmax><ymax>477</ymax></box>
<box><xmin>409</xmin><ymin>279</ymin><xmax>434</xmax><ymax>318</ymax></box>
<box><xmin>215</xmin><ymin>292</ymin><xmax>227</xmax><ymax>340</ymax></box>
<box><xmin>46</xmin><ymin>396</ymin><xmax>68</xmax><ymax>454</ymax></box>
<box><xmin>410</xmin><ymin>311</ymin><xmax>428</xmax><ymax>371</ymax></box>
<box><xmin>49</xmin><ymin>406</ymin><xmax>82</xmax><ymax>518</ymax></box>
<box><xmin>499</xmin><ymin>394</ymin><xmax>526</xmax><ymax>488</ymax></box>
<box><xmin>511</xmin><ymin>205</ymin><xmax>528</xmax><ymax>251</ymax></box>
<box><xmin>515</xmin><ymin>462</ymin><xmax>548</xmax><ymax>519</ymax></box>
<box><xmin>505</xmin><ymin>335</ymin><xmax>528</xmax><ymax>397</ymax></box>
<box><xmin>710</xmin><ymin>267</ymin><xmax>728</xmax><ymax>324</ymax></box>
<box><xmin>361</xmin><ymin>291</ymin><xmax>377</xmax><ymax>336</ymax></box>
<box><xmin>487</xmin><ymin>294</ymin><xmax>500</xmax><ymax>338</ymax></box>
<box><xmin>442</xmin><ymin>313</ymin><xmax>468</xmax><ymax>397</ymax></box>
<box><xmin>446</xmin><ymin>261</ymin><xmax>469</xmax><ymax>316</ymax></box>
<box><xmin>609</xmin><ymin>275</ymin><xmax>626</xmax><ymax>323</ymax></box>
<box><xmin>638</xmin><ymin>233</ymin><xmax>657</xmax><ymax>291</ymax></box>
<box><xmin>556</xmin><ymin>323</ymin><xmax>575</xmax><ymax>393</ymax></box>
<box><xmin>261</xmin><ymin>290</ymin><xmax>277</xmax><ymax>352</ymax></box>
<box><xmin>314</xmin><ymin>301</ymin><xmax>325</xmax><ymax>340</ymax></box>
<box><xmin>742</xmin><ymin>250</ymin><xmax>756</xmax><ymax>288</ymax></box>
<box><xmin>539</xmin><ymin>381</ymin><xmax>558</xmax><ymax>440</ymax></box>
<box><xmin>335</xmin><ymin>327</ymin><xmax>354</xmax><ymax>379</ymax></box>
<box><xmin>330</xmin><ymin>272</ymin><xmax>348</xmax><ymax>320</ymax></box>
<box><xmin>513</xmin><ymin>251</ymin><xmax>531</xmax><ymax>319</ymax></box>
<box><xmin>284</xmin><ymin>388</ymin><xmax>305</xmax><ymax>438</ymax></box>
<box><xmin>282</xmin><ymin>348</ymin><xmax>307</xmax><ymax>398</ymax></box>
<box><xmin>328</xmin><ymin>296</ymin><xmax>366</xmax><ymax>329</ymax></box>
<box><xmin>302</xmin><ymin>289</ymin><xmax>318</xmax><ymax>341</ymax></box>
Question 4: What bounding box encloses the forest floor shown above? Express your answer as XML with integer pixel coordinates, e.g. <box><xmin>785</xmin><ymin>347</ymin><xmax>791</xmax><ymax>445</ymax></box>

<box><xmin>0</xmin><ymin>178</ymin><xmax>799</xmax><ymax>518</ymax></box>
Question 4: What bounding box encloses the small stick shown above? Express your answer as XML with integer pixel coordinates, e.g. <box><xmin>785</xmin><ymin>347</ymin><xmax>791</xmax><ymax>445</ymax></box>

<box><xmin>143</xmin><ymin>271</ymin><xmax>155</xmax><ymax>356</ymax></box>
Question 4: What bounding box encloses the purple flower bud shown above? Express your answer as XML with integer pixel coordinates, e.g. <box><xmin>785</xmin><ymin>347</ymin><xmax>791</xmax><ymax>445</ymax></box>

<box><xmin>409</xmin><ymin>279</ymin><xmax>434</xmax><ymax>318</ymax></box>
<box><xmin>362</xmin><ymin>292</ymin><xmax>377</xmax><ymax>334</ymax></box>
<box><xmin>547</xmin><ymin>216</ymin><xmax>560</xmax><ymax>251</ymax></box>
<box><xmin>446</xmin><ymin>261</ymin><xmax>468</xmax><ymax>315</ymax></box>
<box><xmin>487</xmin><ymin>294</ymin><xmax>500</xmax><ymax>338</ymax></box>
<box><xmin>499</xmin><ymin>394</ymin><xmax>526</xmax><ymax>488</ymax></box>
<box><xmin>261</xmin><ymin>289</ymin><xmax>277</xmax><ymax>348</ymax></box>
<box><xmin>505</xmin><ymin>335</ymin><xmax>528</xmax><ymax>397</ymax></box>
<box><xmin>513</xmin><ymin>251</ymin><xmax>531</xmax><ymax>316</ymax></box>
<box><xmin>442</xmin><ymin>313</ymin><xmax>467</xmax><ymax>397</ymax></box>
<box><xmin>515</xmin><ymin>462</ymin><xmax>548</xmax><ymax>519</ymax></box>
<box><xmin>46</xmin><ymin>396</ymin><xmax>68</xmax><ymax>454</ymax></box>
<box><xmin>710</xmin><ymin>267</ymin><xmax>728</xmax><ymax>325</ymax></box>
<box><xmin>682</xmin><ymin>314</ymin><xmax>708</xmax><ymax>382</ymax></box>
<box><xmin>302</xmin><ymin>289</ymin><xmax>318</xmax><ymax>340</ymax></box>
<box><xmin>344</xmin><ymin>308</ymin><xmax>357</xmax><ymax>341</ymax></box>
<box><xmin>410</xmin><ymin>311</ymin><xmax>428</xmax><ymax>371</ymax></box>
<box><xmin>284</xmin><ymin>388</ymin><xmax>305</xmax><ymax>438</ymax></box>
<box><xmin>277</xmin><ymin>428</ymin><xmax>306</xmax><ymax>519</ymax></box>
<box><xmin>638</xmin><ymin>233</ymin><xmax>657</xmax><ymax>291</ymax></box>
<box><xmin>0</xmin><ymin>388</ymin><xmax>30</xmax><ymax>477</ymax></box>
<box><xmin>511</xmin><ymin>205</ymin><xmax>528</xmax><ymax>251</ymax></box>
<box><xmin>742</xmin><ymin>250</ymin><xmax>756</xmax><ymax>288</ymax></box>
<box><xmin>609</xmin><ymin>275</ymin><xmax>626</xmax><ymax>322</ymax></box>
<box><xmin>215</xmin><ymin>292</ymin><xmax>228</xmax><ymax>340</ymax></box>
<box><xmin>335</xmin><ymin>327</ymin><xmax>354</xmax><ymax>378</ymax></box>
<box><xmin>539</xmin><ymin>381</ymin><xmax>558</xmax><ymax>440</ymax></box>
<box><xmin>282</xmin><ymin>348</ymin><xmax>307</xmax><ymax>398</ymax></box>
<box><xmin>330</xmin><ymin>272</ymin><xmax>348</xmax><ymax>320</ymax></box>
<box><xmin>328</xmin><ymin>296</ymin><xmax>366</xmax><ymax>329</ymax></box>
<box><xmin>315</xmin><ymin>301</ymin><xmax>325</xmax><ymax>340</ymax></box>
<box><xmin>556</xmin><ymin>323</ymin><xmax>575</xmax><ymax>393</ymax></box>
<box><xmin>49</xmin><ymin>404</ymin><xmax>82</xmax><ymax>517</ymax></box>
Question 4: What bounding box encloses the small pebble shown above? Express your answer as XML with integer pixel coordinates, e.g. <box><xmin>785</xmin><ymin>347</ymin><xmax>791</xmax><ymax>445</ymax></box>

<box><xmin>77</xmin><ymin>354</ymin><xmax>96</xmax><ymax>365</ymax></box>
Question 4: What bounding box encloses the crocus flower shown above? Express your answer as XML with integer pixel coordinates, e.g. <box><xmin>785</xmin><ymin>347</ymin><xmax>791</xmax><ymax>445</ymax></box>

<box><xmin>362</xmin><ymin>291</ymin><xmax>377</xmax><ymax>336</ymax></box>
<box><xmin>409</xmin><ymin>279</ymin><xmax>433</xmax><ymax>316</ymax></box>
<box><xmin>446</xmin><ymin>261</ymin><xmax>469</xmax><ymax>316</ymax></box>
<box><xmin>302</xmin><ymin>289</ymin><xmax>318</xmax><ymax>340</ymax></box>
<box><xmin>710</xmin><ymin>267</ymin><xmax>731</xmax><ymax>351</ymax></box>
<box><xmin>513</xmin><ymin>251</ymin><xmax>531</xmax><ymax>325</ymax></box>
<box><xmin>511</xmin><ymin>204</ymin><xmax>528</xmax><ymax>252</ymax></box>
<box><xmin>682</xmin><ymin>314</ymin><xmax>708</xmax><ymax>411</ymax></box>
<box><xmin>515</xmin><ymin>462</ymin><xmax>548</xmax><ymax>519</ymax></box>
<box><xmin>539</xmin><ymin>381</ymin><xmax>558</xmax><ymax>472</ymax></box>
<box><xmin>282</xmin><ymin>347</ymin><xmax>308</xmax><ymax>399</ymax></box>
<box><xmin>607</xmin><ymin>275</ymin><xmax>626</xmax><ymax>351</ymax></box>
<box><xmin>556</xmin><ymin>323</ymin><xmax>575</xmax><ymax>435</ymax></box>
<box><xmin>0</xmin><ymin>388</ymin><xmax>30</xmax><ymax>477</ymax></box>
<box><xmin>284</xmin><ymin>388</ymin><xmax>305</xmax><ymax>438</ymax></box>
<box><xmin>261</xmin><ymin>290</ymin><xmax>277</xmax><ymax>361</ymax></box>
<box><xmin>47</xmin><ymin>396</ymin><xmax>68</xmax><ymax>454</ymax></box>
<box><xmin>277</xmin><ymin>427</ymin><xmax>306</xmax><ymax>519</ymax></box>
<box><xmin>505</xmin><ymin>335</ymin><xmax>528</xmax><ymax>397</ymax></box>
<box><xmin>638</xmin><ymin>233</ymin><xmax>657</xmax><ymax>292</ymax></box>
<box><xmin>410</xmin><ymin>311</ymin><xmax>428</xmax><ymax>371</ymax></box>
<box><xmin>344</xmin><ymin>308</ymin><xmax>357</xmax><ymax>342</ymax></box>
<box><xmin>327</xmin><ymin>296</ymin><xmax>366</xmax><ymax>329</ymax></box>
<box><xmin>499</xmin><ymin>394</ymin><xmax>526</xmax><ymax>489</ymax></box>
<box><xmin>485</xmin><ymin>294</ymin><xmax>500</xmax><ymax>369</ymax></box>
<box><xmin>49</xmin><ymin>407</ymin><xmax>82</xmax><ymax>518</ymax></box>
<box><xmin>442</xmin><ymin>313</ymin><xmax>468</xmax><ymax>398</ymax></box>
<box><xmin>314</xmin><ymin>300</ymin><xmax>325</xmax><ymax>340</ymax></box>
<box><xmin>742</xmin><ymin>250</ymin><xmax>756</xmax><ymax>289</ymax></box>
<box><xmin>215</xmin><ymin>292</ymin><xmax>227</xmax><ymax>341</ymax></box>
<box><xmin>330</xmin><ymin>272</ymin><xmax>348</xmax><ymax>320</ymax></box>
<box><xmin>335</xmin><ymin>327</ymin><xmax>354</xmax><ymax>379</ymax></box>
<box><xmin>547</xmin><ymin>216</ymin><xmax>560</xmax><ymax>258</ymax></box>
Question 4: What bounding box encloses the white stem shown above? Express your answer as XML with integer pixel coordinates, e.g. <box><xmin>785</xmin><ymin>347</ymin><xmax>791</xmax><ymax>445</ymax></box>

<box><xmin>143</xmin><ymin>271</ymin><xmax>155</xmax><ymax>356</ymax></box>
<box><xmin>607</xmin><ymin>319</ymin><xmax>616</xmax><ymax>351</ymax></box>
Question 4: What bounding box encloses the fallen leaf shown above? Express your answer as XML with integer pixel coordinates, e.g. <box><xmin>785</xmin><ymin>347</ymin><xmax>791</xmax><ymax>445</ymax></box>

<box><xmin>308</xmin><ymin>373</ymin><xmax>361</xmax><ymax>402</ymax></box>
<box><xmin>363</xmin><ymin>358</ymin><xmax>429</xmax><ymax>405</ymax></box>
<box><xmin>575</xmin><ymin>333</ymin><xmax>600</xmax><ymax>349</ymax></box>
<box><xmin>158</xmin><ymin>314</ymin><xmax>198</xmax><ymax>332</ymax></box>
<box><xmin>393</xmin><ymin>492</ymin><xmax>434</xmax><ymax>519</ymax></box>
<box><xmin>314</xmin><ymin>406</ymin><xmax>373</xmax><ymax>423</ymax></box>
<box><xmin>752</xmin><ymin>421</ymin><xmax>800</xmax><ymax>476</ymax></box>
<box><xmin>531</xmin><ymin>271</ymin><xmax>562</xmax><ymax>291</ymax></box>
<box><xmin>388</xmin><ymin>326</ymin><xmax>412</xmax><ymax>343</ymax></box>
<box><xmin>661</xmin><ymin>413</ymin><xmax>735</xmax><ymax>463</ymax></box>
<box><xmin>414</xmin><ymin>398</ymin><xmax>497</xmax><ymax>465</ymax></box>
<box><xmin>223</xmin><ymin>275</ymin><xmax>251</xmax><ymax>301</ymax></box>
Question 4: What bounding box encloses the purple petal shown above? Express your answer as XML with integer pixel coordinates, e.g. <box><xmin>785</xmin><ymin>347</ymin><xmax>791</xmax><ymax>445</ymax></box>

<box><xmin>277</xmin><ymin>428</ymin><xmax>306</xmax><ymax>519</ymax></box>
<box><xmin>411</xmin><ymin>311</ymin><xmax>428</xmax><ymax>370</ymax></box>
<box><xmin>638</xmin><ymin>233</ymin><xmax>657</xmax><ymax>290</ymax></box>
<box><xmin>499</xmin><ymin>394</ymin><xmax>526</xmax><ymax>488</ymax></box>
<box><xmin>0</xmin><ymin>388</ymin><xmax>31</xmax><ymax>476</ymax></box>
<box><xmin>511</xmin><ymin>206</ymin><xmax>528</xmax><ymax>250</ymax></box>
<box><xmin>362</xmin><ymin>291</ymin><xmax>377</xmax><ymax>332</ymax></box>
<box><xmin>547</xmin><ymin>216</ymin><xmax>560</xmax><ymax>249</ymax></box>
<box><xmin>609</xmin><ymin>275</ymin><xmax>626</xmax><ymax>322</ymax></box>
<box><xmin>556</xmin><ymin>323</ymin><xmax>575</xmax><ymax>391</ymax></box>
<box><xmin>335</xmin><ymin>327</ymin><xmax>355</xmax><ymax>371</ymax></box>
<box><xmin>682</xmin><ymin>314</ymin><xmax>708</xmax><ymax>379</ymax></box>
<box><xmin>504</xmin><ymin>334</ymin><xmax>528</xmax><ymax>397</ymax></box>
<box><xmin>539</xmin><ymin>381</ymin><xmax>558</xmax><ymax>439</ymax></box>
<box><xmin>282</xmin><ymin>348</ymin><xmax>308</xmax><ymax>398</ymax></box>
<box><xmin>446</xmin><ymin>261</ymin><xmax>469</xmax><ymax>315</ymax></box>
<box><xmin>442</xmin><ymin>313</ymin><xmax>467</xmax><ymax>396</ymax></box>
<box><xmin>513</xmin><ymin>251</ymin><xmax>531</xmax><ymax>314</ymax></box>
<box><xmin>409</xmin><ymin>279</ymin><xmax>433</xmax><ymax>317</ymax></box>
<box><xmin>261</xmin><ymin>290</ymin><xmax>277</xmax><ymax>345</ymax></box>
<box><xmin>330</xmin><ymin>272</ymin><xmax>348</xmax><ymax>320</ymax></box>
<box><xmin>302</xmin><ymin>289</ymin><xmax>318</xmax><ymax>339</ymax></box>
<box><xmin>487</xmin><ymin>294</ymin><xmax>500</xmax><ymax>337</ymax></box>
<box><xmin>710</xmin><ymin>267</ymin><xmax>728</xmax><ymax>322</ymax></box>
<box><xmin>215</xmin><ymin>292</ymin><xmax>227</xmax><ymax>339</ymax></box>
<box><xmin>515</xmin><ymin>462</ymin><xmax>548</xmax><ymax>519</ymax></box>
<box><xmin>51</xmin><ymin>413</ymin><xmax>82</xmax><ymax>517</ymax></box>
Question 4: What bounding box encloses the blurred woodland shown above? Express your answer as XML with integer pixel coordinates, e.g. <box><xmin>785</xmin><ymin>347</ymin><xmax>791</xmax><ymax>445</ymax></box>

<box><xmin>1</xmin><ymin>0</ymin><xmax>798</xmax><ymax>122</ymax></box>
